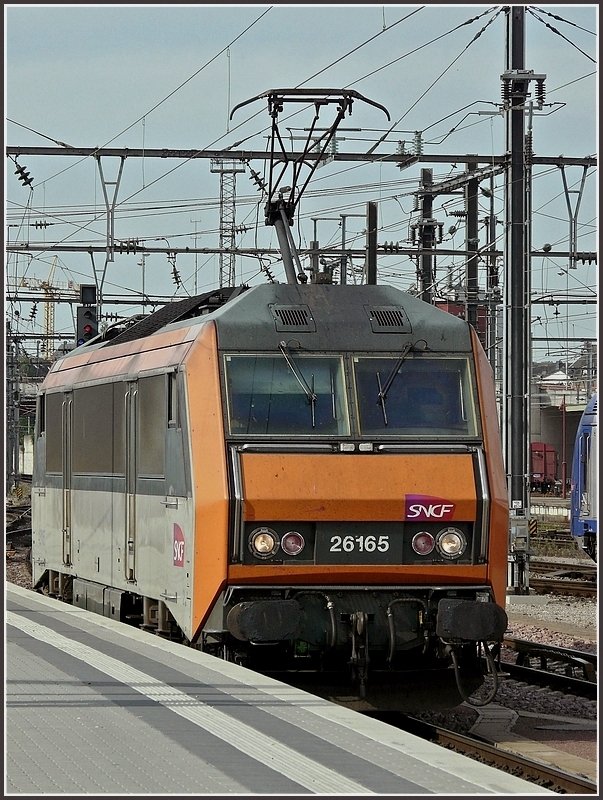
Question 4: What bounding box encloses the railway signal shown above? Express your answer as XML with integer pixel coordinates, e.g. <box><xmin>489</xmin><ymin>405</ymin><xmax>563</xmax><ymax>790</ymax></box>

<box><xmin>76</xmin><ymin>305</ymin><xmax>98</xmax><ymax>346</ymax></box>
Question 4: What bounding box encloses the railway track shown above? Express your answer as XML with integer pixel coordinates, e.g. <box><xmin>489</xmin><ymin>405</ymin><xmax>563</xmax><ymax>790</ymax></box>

<box><xmin>527</xmin><ymin>556</ymin><xmax>597</xmax><ymax>597</ymax></box>
<box><xmin>393</xmin><ymin>714</ymin><xmax>598</xmax><ymax>795</ymax></box>
<box><xmin>529</xmin><ymin>528</ymin><xmax>578</xmax><ymax>556</ymax></box>
<box><xmin>528</xmin><ymin>576</ymin><xmax>596</xmax><ymax>597</ymax></box>
<box><xmin>530</xmin><ymin>558</ymin><xmax>597</xmax><ymax>577</ymax></box>
<box><xmin>500</xmin><ymin>637</ymin><xmax>597</xmax><ymax>698</ymax></box>
<box><xmin>5</xmin><ymin>506</ymin><xmax>31</xmax><ymax>532</ymax></box>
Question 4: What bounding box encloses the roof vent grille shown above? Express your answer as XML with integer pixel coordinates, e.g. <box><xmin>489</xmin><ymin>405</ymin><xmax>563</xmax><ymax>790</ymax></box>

<box><xmin>269</xmin><ymin>304</ymin><xmax>316</xmax><ymax>332</ymax></box>
<box><xmin>365</xmin><ymin>305</ymin><xmax>412</xmax><ymax>333</ymax></box>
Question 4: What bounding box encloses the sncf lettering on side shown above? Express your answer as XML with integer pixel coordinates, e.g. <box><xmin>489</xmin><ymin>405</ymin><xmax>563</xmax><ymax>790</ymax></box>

<box><xmin>173</xmin><ymin>523</ymin><xmax>185</xmax><ymax>567</ymax></box>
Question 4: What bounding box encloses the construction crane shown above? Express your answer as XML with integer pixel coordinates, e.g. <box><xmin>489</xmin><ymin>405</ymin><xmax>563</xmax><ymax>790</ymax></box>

<box><xmin>41</xmin><ymin>258</ymin><xmax>57</xmax><ymax>358</ymax></box>
<box><xmin>19</xmin><ymin>257</ymin><xmax>76</xmax><ymax>358</ymax></box>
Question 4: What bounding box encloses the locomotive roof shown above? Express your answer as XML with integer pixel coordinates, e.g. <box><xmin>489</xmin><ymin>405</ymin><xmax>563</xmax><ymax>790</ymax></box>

<box><xmin>206</xmin><ymin>282</ymin><xmax>473</xmax><ymax>353</ymax></box>
<box><xmin>68</xmin><ymin>281</ymin><xmax>473</xmax><ymax>361</ymax></box>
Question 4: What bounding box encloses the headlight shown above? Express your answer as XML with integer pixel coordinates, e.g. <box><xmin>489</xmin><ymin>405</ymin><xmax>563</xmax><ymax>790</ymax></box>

<box><xmin>436</xmin><ymin>527</ymin><xmax>467</xmax><ymax>559</ymax></box>
<box><xmin>249</xmin><ymin>527</ymin><xmax>279</xmax><ymax>558</ymax></box>
<box><xmin>281</xmin><ymin>530</ymin><xmax>305</xmax><ymax>556</ymax></box>
<box><xmin>411</xmin><ymin>531</ymin><xmax>435</xmax><ymax>555</ymax></box>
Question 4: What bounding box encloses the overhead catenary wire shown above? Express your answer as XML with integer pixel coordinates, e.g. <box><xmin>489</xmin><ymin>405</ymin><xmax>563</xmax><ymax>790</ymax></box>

<box><xmin>6</xmin><ymin>6</ymin><xmax>274</xmax><ymax>196</ymax></box>
<box><xmin>124</xmin><ymin>5</ymin><xmax>503</xmax><ymax>205</ymax></box>
<box><xmin>526</xmin><ymin>6</ymin><xmax>597</xmax><ymax>63</ymax></box>
<box><xmin>366</xmin><ymin>7</ymin><xmax>505</xmax><ymax>155</ymax></box>
<box><xmin>5</xmin><ymin>5</ymin><xmax>515</xmax><ymax>238</ymax></box>
<box><xmin>6</xmin><ymin>6</ymin><xmax>596</xmax><ymax>358</ymax></box>
<box><xmin>529</xmin><ymin>5</ymin><xmax>596</xmax><ymax>37</ymax></box>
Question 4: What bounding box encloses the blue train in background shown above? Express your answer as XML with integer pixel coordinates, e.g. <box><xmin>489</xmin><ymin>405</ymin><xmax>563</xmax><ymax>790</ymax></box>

<box><xmin>570</xmin><ymin>393</ymin><xmax>597</xmax><ymax>561</ymax></box>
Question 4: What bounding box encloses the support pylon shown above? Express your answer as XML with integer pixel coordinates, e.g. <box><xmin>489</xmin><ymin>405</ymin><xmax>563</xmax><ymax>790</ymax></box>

<box><xmin>210</xmin><ymin>158</ymin><xmax>246</xmax><ymax>288</ymax></box>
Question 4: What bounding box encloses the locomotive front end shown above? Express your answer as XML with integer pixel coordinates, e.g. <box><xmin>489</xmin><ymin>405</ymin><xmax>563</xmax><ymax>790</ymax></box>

<box><xmin>192</xmin><ymin>284</ymin><xmax>509</xmax><ymax>706</ymax></box>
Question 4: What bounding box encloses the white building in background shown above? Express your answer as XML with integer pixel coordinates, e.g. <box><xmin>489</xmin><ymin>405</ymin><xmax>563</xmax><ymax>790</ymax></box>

<box><xmin>538</xmin><ymin>370</ymin><xmax>575</xmax><ymax>409</ymax></box>
<box><xmin>19</xmin><ymin>435</ymin><xmax>34</xmax><ymax>475</ymax></box>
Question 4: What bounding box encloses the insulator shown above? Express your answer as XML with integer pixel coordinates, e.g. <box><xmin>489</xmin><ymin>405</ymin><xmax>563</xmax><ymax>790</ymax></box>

<box><xmin>248</xmin><ymin>167</ymin><xmax>267</xmax><ymax>191</ymax></box>
<box><xmin>14</xmin><ymin>163</ymin><xmax>33</xmax><ymax>187</ymax></box>
<box><xmin>262</xmin><ymin>263</ymin><xmax>276</xmax><ymax>283</ymax></box>
<box><xmin>501</xmin><ymin>79</ymin><xmax>511</xmax><ymax>104</ymax></box>
<box><xmin>536</xmin><ymin>79</ymin><xmax>546</xmax><ymax>107</ymax></box>
<box><xmin>413</xmin><ymin>131</ymin><xmax>423</xmax><ymax>156</ymax></box>
<box><xmin>449</xmin><ymin>210</ymin><xmax>467</xmax><ymax>218</ymax></box>
<box><xmin>525</xmin><ymin>132</ymin><xmax>533</xmax><ymax>166</ymax></box>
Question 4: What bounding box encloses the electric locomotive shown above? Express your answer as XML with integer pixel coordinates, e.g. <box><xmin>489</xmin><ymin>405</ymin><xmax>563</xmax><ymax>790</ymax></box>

<box><xmin>31</xmin><ymin>280</ymin><xmax>509</xmax><ymax>708</ymax></box>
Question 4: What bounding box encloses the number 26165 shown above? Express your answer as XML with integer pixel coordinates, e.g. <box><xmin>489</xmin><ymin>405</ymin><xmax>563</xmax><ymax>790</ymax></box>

<box><xmin>329</xmin><ymin>535</ymin><xmax>390</xmax><ymax>553</ymax></box>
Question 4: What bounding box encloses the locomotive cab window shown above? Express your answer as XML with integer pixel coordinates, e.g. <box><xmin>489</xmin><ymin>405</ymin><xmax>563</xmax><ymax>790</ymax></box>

<box><xmin>224</xmin><ymin>354</ymin><xmax>350</xmax><ymax>436</ymax></box>
<box><xmin>354</xmin><ymin>355</ymin><xmax>478</xmax><ymax>437</ymax></box>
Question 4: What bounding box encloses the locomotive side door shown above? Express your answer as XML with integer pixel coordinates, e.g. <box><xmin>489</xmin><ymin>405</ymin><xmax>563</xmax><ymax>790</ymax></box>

<box><xmin>61</xmin><ymin>391</ymin><xmax>73</xmax><ymax>566</ymax></box>
<box><xmin>124</xmin><ymin>380</ymin><xmax>138</xmax><ymax>581</ymax></box>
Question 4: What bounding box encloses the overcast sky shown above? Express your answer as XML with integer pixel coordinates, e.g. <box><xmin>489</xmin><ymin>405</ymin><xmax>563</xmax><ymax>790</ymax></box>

<box><xmin>5</xmin><ymin>4</ymin><xmax>598</xmax><ymax>362</ymax></box>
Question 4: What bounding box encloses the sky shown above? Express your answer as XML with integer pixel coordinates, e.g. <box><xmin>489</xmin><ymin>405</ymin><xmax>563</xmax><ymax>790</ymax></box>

<box><xmin>4</xmin><ymin>3</ymin><xmax>598</xmax><ymax>365</ymax></box>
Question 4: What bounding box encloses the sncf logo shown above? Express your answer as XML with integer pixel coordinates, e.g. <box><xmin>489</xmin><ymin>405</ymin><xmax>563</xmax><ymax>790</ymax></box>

<box><xmin>173</xmin><ymin>523</ymin><xmax>185</xmax><ymax>567</ymax></box>
<box><xmin>405</xmin><ymin>494</ymin><xmax>455</xmax><ymax>521</ymax></box>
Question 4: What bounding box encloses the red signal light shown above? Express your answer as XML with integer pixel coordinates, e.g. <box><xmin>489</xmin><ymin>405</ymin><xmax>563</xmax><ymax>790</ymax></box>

<box><xmin>76</xmin><ymin>305</ymin><xmax>98</xmax><ymax>345</ymax></box>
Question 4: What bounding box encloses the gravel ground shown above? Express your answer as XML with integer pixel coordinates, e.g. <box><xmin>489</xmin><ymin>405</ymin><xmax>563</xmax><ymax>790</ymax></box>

<box><xmin>506</xmin><ymin>596</ymin><xmax>597</xmax><ymax>646</ymax></box>
<box><xmin>5</xmin><ymin>550</ymin><xmax>32</xmax><ymax>588</ymax></box>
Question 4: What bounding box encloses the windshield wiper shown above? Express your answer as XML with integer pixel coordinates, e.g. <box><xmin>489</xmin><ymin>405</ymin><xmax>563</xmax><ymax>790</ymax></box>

<box><xmin>376</xmin><ymin>342</ymin><xmax>413</xmax><ymax>425</ymax></box>
<box><xmin>278</xmin><ymin>341</ymin><xmax>317</xmax><ymax>427</ymax></box>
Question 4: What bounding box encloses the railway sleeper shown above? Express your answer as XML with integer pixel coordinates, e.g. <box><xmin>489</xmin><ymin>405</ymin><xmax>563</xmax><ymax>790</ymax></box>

<box><xmin>506</xmin><ymin>638</ymin><xmax>597</xmax><ymax>683</ymax></box>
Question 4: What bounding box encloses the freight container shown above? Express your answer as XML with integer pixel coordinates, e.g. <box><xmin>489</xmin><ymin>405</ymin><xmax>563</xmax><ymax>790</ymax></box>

<box><xmin>530</xmin><ymin>441</ymin><xmax>558</xmax><ymax>492</ymax></box>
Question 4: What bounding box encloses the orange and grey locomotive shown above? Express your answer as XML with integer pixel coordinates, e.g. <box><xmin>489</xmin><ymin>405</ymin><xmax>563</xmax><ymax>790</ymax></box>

<box><xmin>32</xmin><ymin>281</ymin><xmax>509</xmax><ymax>707</ymax></box>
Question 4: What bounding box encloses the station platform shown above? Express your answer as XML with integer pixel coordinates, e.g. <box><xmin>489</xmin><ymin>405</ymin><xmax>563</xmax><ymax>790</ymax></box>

<box><xmin>6</xmin><ymin>583</ymin><xmax>551</xmax><ymax>795</ymax></box>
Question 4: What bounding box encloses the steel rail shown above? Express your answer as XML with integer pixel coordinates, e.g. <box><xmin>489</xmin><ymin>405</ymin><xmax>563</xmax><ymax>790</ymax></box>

<box><xmin>431</xmin><ymin>726</ymin><xmax>597</xmax><ymax>794</ymax></box>
<box><xmin>528</xmin><ymin>577</ymin><xmax>596</xmax><ymax>597</ymax></box>
<box><xmin>501</xmin><ymin>636</ymin><xmax>597</xmax><ymax>697</ymax></box>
